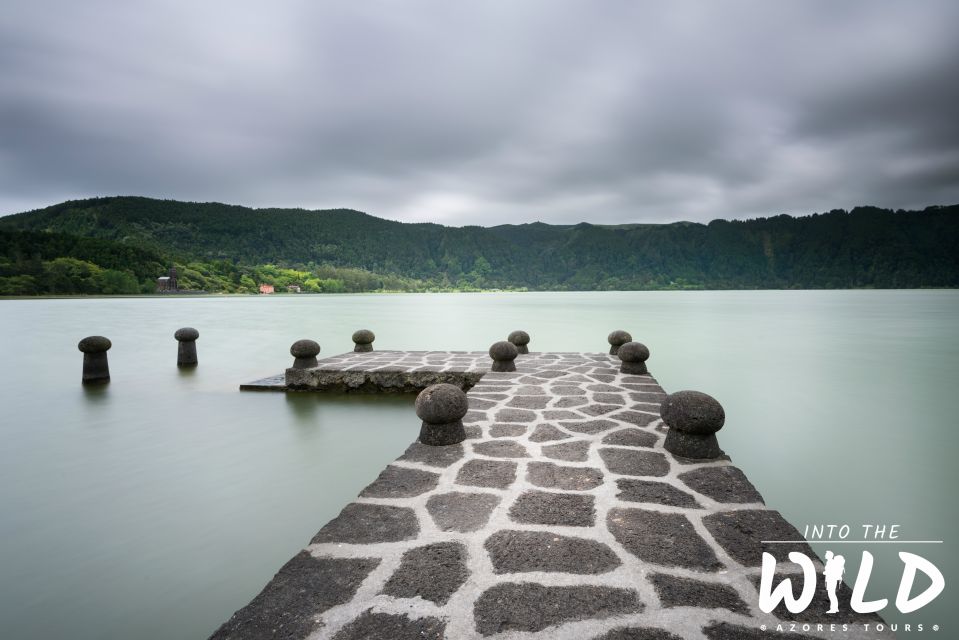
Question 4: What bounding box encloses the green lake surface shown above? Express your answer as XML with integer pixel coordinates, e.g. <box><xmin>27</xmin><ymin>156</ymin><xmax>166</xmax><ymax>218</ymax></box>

<box><xmin>0</xmin><ymin>291</ymin><xmax>956</xmax><ymax>638</ymax></box>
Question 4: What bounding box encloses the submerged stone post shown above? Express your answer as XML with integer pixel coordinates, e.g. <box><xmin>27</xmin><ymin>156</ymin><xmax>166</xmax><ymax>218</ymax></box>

<box><xmin>352</xmin><ymin>329</ymin><xmax>375</xmax><ymax>353</ymax></box>
<box><xmin>174</xmin><ymin>327</ymin><xmax>199</xmax><ymax>366</ymax></box>
<box><xmin>78</xmin><ymin>336</ymin><xmax>111</xmax><ymax>383</ymax></box>
<box><xmin>618</xmin><ymin>341</ymin><xmax>650</xmax><ymax>374</ymax></box>
<box><xmin>290</xmin><ymin>339</ymin><xmax>320</xmax><ymax>369</ymax></box>
<box><xmin>489</xmin><ymin>340</ymin><xmax>518</xmax><ymax>372</ymax></box>
<box><xmin>507</xmin><ymin>330</ymin><xmax>530</xmax><ymax>354</ymax></box>
<box><xmin>416</xmin><ymin>383</ymin><xmax>468</xmax><ymax>445</ymax></box>
<box><xmin>661</xmin><ymin>390</ymin><xmax>725</xmax><ymax>459</ymax></box>
<box><xmin>608</xmin><ymin>330</ymin><xmax>632</xmax><ymax>355</ymax></box>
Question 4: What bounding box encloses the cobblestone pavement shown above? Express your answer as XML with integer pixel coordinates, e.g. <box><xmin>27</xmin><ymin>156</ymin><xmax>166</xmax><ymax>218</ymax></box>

<box><xmin>221</xmin><ymin>352</ymin><xmax>892</xmax><ymax>640</ymax></box>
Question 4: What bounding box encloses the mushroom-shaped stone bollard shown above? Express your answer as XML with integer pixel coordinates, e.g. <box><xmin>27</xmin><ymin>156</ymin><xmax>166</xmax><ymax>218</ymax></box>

<box><xmin>507</xmin><ymin>330</ymin><xmax>530</xmax><ymax>354</ymax></box>
<box><xmin>661</xmin><ymin>390</ymin><xmax>725</xmax><ymax>459</ymax></box>
<box><xmin>78</xmin><ymin>336</ymin><xmax>112</xmax><ymax>383</ymax></box>
<box><xmin>618</xmin><ymin>341</ymin><xmax>650</xmax><ymax>375</ymax></box>
<box><xmin>608</xmin><ymin>330</ymin><xmax>632</xmax><ymax>355</ymax></box>
<box><xmin>352</xmin><ymin>329</ymin><xmax>375</xmax><ymax>353</ymax></box>
<box><xmin>489</xmin><ymin>340</ymin><xmax>518</xmax><ymax>372</ymax></box>
<box><xmin>415</xmin><ymin>383</ymin><xmax>468</xmax><ymax>446</ymax></box>
<box><xmin>290</xmin><ymin>339</ymin><xmax>321</xmax><ymax>369</ymax></box>
<box><xmin>174</xmin><ymin>327</ymin><xmax>199</xmax><ymax>366</ymax></box>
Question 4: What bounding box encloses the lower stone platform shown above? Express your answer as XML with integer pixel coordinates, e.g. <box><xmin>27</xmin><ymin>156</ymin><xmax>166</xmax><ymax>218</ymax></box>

<box><xmin>221</xmin><ymin>351</ymin><xmax>892</xmax><ymax>640</ymax></box>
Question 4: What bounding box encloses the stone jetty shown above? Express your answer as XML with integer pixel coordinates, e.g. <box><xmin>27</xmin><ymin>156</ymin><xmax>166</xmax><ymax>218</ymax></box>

<box><xmin>228</xmin><ymin>349</ymin><xmax>892</xmax><ymax>640</ymax></box>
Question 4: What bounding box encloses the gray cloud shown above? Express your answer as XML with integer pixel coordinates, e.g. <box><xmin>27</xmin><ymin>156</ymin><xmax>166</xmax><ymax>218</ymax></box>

<box><xmin>1</xmin><ymin>0</ymin><xmax>957</xmax><ymax>225</ymax></box>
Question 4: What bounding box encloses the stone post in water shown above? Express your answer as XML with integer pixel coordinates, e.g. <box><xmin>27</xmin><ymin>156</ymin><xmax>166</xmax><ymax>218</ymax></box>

<box><xmin>78</xmin><ymin>336</ymin><xmax>111</xmax><ymax>383</ymax></box>
<box><xmin>617</xmin><ymin>341</ymin><xmax>650</xmax><ymax>374</ymax></box>
<box><xmin>174</xmin><ymin>327</ymin><xmax>199</xmax><ymax>366</ymax></box>
<box><xmin>661</xmin><ymin>390</ymin><xmax>725</xmax><ymax>459</ymax></box>
<box><xmin>352</xmin><ymin>329</ymin><xmax>375</xmax><ymax>352</ymax></box>
<box><xmin>290</xmin><ymin>339</ymin><xmax>321</xmax><ymax>369</ymax></box>
<box><xmin>607</xmin><ymin>330</ymin><xmax>632</xmax><ymax>355</ymax></box>
<box><xmin>507</xmin><ymin>330</ymin><xmax>530</xmax><ymax>354</ymax></box>
<box><xmin>416</xmin><ymin>383</ymin><xmax>468</xmax><ymax>446</ymax></box>
<box><xmin>489</xmin><ymin>340</ymin><xmax>518</xmax><ymax>372</ymax></box>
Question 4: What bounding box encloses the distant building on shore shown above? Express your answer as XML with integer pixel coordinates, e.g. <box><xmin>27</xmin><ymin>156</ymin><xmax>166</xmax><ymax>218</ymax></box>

<box><xmin>259</xmin><ymin>284</ymin><xmax>275</xmax><ymax>294</ymax></box>
<box><xmin>287</xmin><ymin>284</ymin><xmax>301</xmax><ymax>293</ymax></box>
<box><xmin>157</xmin><ymin>266</ymin><xmax>179</xmax><ymax>292</ymax></box>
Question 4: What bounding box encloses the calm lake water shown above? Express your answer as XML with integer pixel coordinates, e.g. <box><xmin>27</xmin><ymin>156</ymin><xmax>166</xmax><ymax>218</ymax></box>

<box><xmin>1</xmin><ymin>291</ymin><xmax>956</xmax><ymax>638</ymax></box>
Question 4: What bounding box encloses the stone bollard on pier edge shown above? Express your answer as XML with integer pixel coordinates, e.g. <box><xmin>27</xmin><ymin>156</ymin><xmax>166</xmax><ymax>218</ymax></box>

<box><xmin>290</xmin><ymin>339</ymin><xmax>321</xmax><ymax>369</ymax></box>
<box><xmin>618</xmin><ymin>341</ymin><xmax>650</xmax><ymax>375</ymax></box>
<box><xmin>352</xmin><ymin>329</ymin><xmax>375</xmax><ymax>353</ymax></box>
<box><xmin>489</xmin><ymin>340</ymin><xmax>518</xmax><ymax>372</ymax></box>
<box><xmin>78</xmin><ymin>336</ymin><xmax>111</xmax><ymax>383</ymax></box>
<box><xmin>507</xmin><ymin>330</ymin><xmax>530</xmax><ymax>354</ymax></box>
<box><xmin>415</xmin><ymin>383</ymin><xmax>468</xmax><ymax>445</ymax></box>
<box><xmin>607</xmin><ymin>329</ymin><xmax>632</xmax><ymax>355</ymax></box>
<box><xmin>174</xmin><ymin>327</ymin><xmax>199</xmax><ymax>367</ymax></box>
<box><xmin>661</xmin><ymin>390</ymin><xmax>725</xmax><ymax>459</ymax></box>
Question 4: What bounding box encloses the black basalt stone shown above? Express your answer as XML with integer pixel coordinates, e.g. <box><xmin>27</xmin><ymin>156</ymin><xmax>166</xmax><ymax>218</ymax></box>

<box><xmin>455</xmin><ymin>459</ymin><xmax>517</xmax><ymax>489</ymax></box>
<box><xmin>351</xmin><ymin>328</ymin><xmax>375</xmax><ymax>353</ymax></box>
<box><xmin>174</xmin><ymin>327</ymin><xmax>199</xmax><ymax>341</ymax></box>
<box><xmin>607</xmin><ymin>330</ymin><xmax>633</xmax><ymax>355</ymax></box>
<box><xmin>678</xmin><ymin>466</ymin><xmax>764</xmax><ymax>503</ymax></box>
<box><xmin>607</xmin><ymin>507</ymin><xmax>723</xmax><ymax>571</ymax></box>
<box><xmin>489</xmin><ymin>340</ymin><xmax>518</xmax><ymax>372</ymax></box>
<box><xmin>78</xmin><ymin>335</ymin><xmax>111</xmax><ymax>353</ymax></box>
<box><xmin>398</xmin><ymin>442</ymin><xmax>465</xmax><ymax>468</ymax></box>
<box><xmin>529</xmin><ymin>423</ymin><xmax>571</xmax><ymax>442</ymax></box>
<box><xmin>289</xmin><ymin>339</ymin><xmax>320</xmax><ymax>369</ymax></box>
<box><xmin>617</xmin><ymin>341</ymin><xmax>650</xmax><ymax>375</ymax></box>
<box><xmin>663</xmin><ymin>429</ymin><xmax>722</xmax><ymax>459</ymax></box>
<box><xmin>602</xmin><ymin>429</ymin><xmax>658</xmax><ymax>448</ymax></box>
<box><xmin>661</xmin><ymin>390</ymin><xmax>725</xmax><ymax>459</ymax></box>
<box><xmin>416</xmin><ymin>383</ymin><xmax>469</xmax><ymax>445</ymax></box>
<box><xmin>174</xmin><ymin>327</ymin><xmax>199</xmax><ymax>366</ymax></box>
<box><xmin>312</xmin><ymin>503</ymin><xmax>419</xmax><ymax>544</ymax></box>
<box><xmin>473</xmin><ymin>439</ymin><xmax>530</xmax><ymax>458</ymax></box>
<box><xmin>650</xmin><ymin>573</ymin><xmax>750</xmax><ymax>614</ymax></box>
<box><xmin>542</xmin><ymin>440</ymin><xmax>590</xmax><ymax>462</ymax></box>
<box><xmin>702</xmin><ymin>621</ymin><xmax>821</xmax><ymax>640</ymax></box>
<box><xmin>209</xmin><ymin>552</ymin><xmax>379</xmax><ymax>640</ymax></box>
<box><xmin>701</xmin><ymin>509</ymin><xmax>813</xmax><ymax>566</ymax></box>
<box><xmin>359</xmin><ymin>465</ymin><xmax>440</xmax><ymax>498</ymax></box>
<box><xmin>381</xmin><ymin>542</ymin><xmax>468</xmax><ymax>605</ymax></box>
<box><xmin>332</xmin><ymin>612</ymin><xmax>445</xmax><ymax>640</ymax></box>
<box><xmin>509</xmin><ymin>490</ymin><xmax>595</xmax><ymax>526</ymax></box>
<box><xmin>485</xmin><ymin>530</ymin><xmax>621</xmax><ymax>574</ymax></box>
<box><xmin>426</xmin><ymin>492</ymin><xmax>501</xmax><ymax>532</ymax></box>
<box><xmin>592</xmin><ymin>628</ymin><xmax>684</xmax><ymax>640</ymax></box>
<box><xmin>474</xmin><ymin>583</ymin><xmax>643</xmax><ymax>636</ymax></box>
<box><xmin>507</xmin><ymin>330</ymin><xmax>530</xmax><ymax>354</ymax></box>
<box><xmin>599</xmin><ymin>448</ymin><xmax>670</xmax><ymax>477</ymax></box>
<box><xmin>615</xmin><ymin>479</ymin><xmax>701</xmax><ymax>508</ymax></box>
<box><xmin>527</xmin><ymin>461</ymin><xmax>603</xmax><ymax>490</ymax></box>
<box><xmin>78</xmin><ymin>335</ymin><xmax>111</xmax><ymax>383</ymax></box>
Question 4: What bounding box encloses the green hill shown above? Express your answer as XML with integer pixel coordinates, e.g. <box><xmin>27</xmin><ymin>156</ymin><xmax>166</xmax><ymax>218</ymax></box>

<box><xmin>1</xmin><ymin>196</ymin><xmax>957</xmax><ymax>294</ymax></box>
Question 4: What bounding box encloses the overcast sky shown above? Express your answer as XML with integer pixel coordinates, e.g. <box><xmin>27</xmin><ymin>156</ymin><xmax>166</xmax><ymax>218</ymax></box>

<box><xmin>1</xmin><ymin>1</ymin><xmax>957</xmax><ymax>225</ymax></box>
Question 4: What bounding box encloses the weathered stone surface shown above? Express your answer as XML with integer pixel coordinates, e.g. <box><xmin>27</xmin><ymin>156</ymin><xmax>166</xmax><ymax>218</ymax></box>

<box><xmin>587</xmin><ymin>383</ymin><xmax>622</xmax><ymax>393</ymax></box>
<box><xmin>312</xmin><ymin>503</ymin><xmax>419</xmax><ymax>544</ymax></box>
<box><xmin>594</xmin><ymin>392</ymin><xmax>626</xmax><ymax>405</ymax></box>
<box><xmin>474</xmin><ymin>583</ymin><xmax>643</xmax><ymax>636</ymax></box>
<box><xmin>419</xmin><ymin>419</ymin><xmax>467</xmax><ymax>446</ymax></box>
<box><xmin>516</xmin><ymin>385</ymin><xmax>547</xmax><ymax>395</ymax></box>
<box><xmin>174</xmin><ymin>327</ymin><xmax>199</xmax><ymax>341</ymax></box>
<box><xmin>580</xmin><ymin>404</ymin><xmax>620</xmax><ymax>416</ymax></box>
<box><xmin>426</xmin><ymin>492</ymin><xmax>500</xmax><ymax>532</ymax></box>
<box><xmin>507</xmin><ymin>330</ymin><xmax>530</xmax><ymax>354</ymax></box>
<box><xmin>679</xmin><ymin>466</ymin><xmax>764</xmax><ymax>503</ymax></box>
<box><xmin>351</xmin><ymin>329</ymin><xmax>375</xmax><ymax>353</ymax></box>
<box><xmin>494</xmin><ymin>408</ymin><xmax>537</xmax><ymax>423</ymax></box>
<box><xmin>607</xmin><ymin>330</ymin><xmax>633</xmax><ymax>355</ymax></box>
<box><xmin>359</xmin><ymin>465</ymin><xmax>439</xmax><ymax>498</ymax></box>
<box><xmin>611</xmin><ymin>410</ymin><xmax>659</xmax><ymax>426</ymax></box>
<box><xmin>529</xmin><ymin>423</ymin><xmax>570</xmax><ymax>442</ymax></box>
<box><xmin>473</xmin><ymin>439</ymin><xmax>530</xmax><ymax>458</ymax></box>
<box><xmin>489</xmin><ymin>340</ymin><xmax>518</xmax><ymax>372</ymax></box>
<box><xmin>381</xmin><ymin>542</ymin><xmax>468</xmax><ymax>605</ymax></box>
<box><xmin>650</xmin><ymin>573</ymin><xmax>749</xmax><ymax>614</ymax></box>
<box><xmin>468</xmin><ymin>397</ymin><xmax>498</xmax><ymax>410</ymax></box>
<box><xmin>527</xmin><ymin>461</ymin><xmax>604</xmax><ymax>490</ymax></box>
<box><xmin>592</xmin><ymin>628</ymin><xmax>684</xmax><ymax>640</ymax></box>
<box><xmin>489</xmin><ymin>423</ymin><xmax>527</xmax><ymax>437</ymax></box>
<box><xmin>607</xmin><ymin>507</ymin><xmax>722</xmax><ymax>571</ymax></box>
<box><xmin>542</xmin><ymin>410</ymin><xmax>581</xmax><ymax>420</ymax></box>
<box><xmin>463</xmin><ymin>410</ymin><xmax>486</xmax><ymax>423</ymax></box>
<box><xmin>702</xmin><ymin>509</ymin><xmax>813</xmax><ymax>566</ymax></box>
<box><xmin>78</xmin><ymin>335</ymin><xmax>111</xmax><ymax>353</ymax></box>
<box><xmin>702</xmin><ymin>621</ymin><xmax>820</xmax><ymax>640</ymax></box>
<box><xmin>560</xmin><ymin>419</ymin><xmax>619</xmax><ymax>434</ymax></box>
<box><xmin>398</xmin><ymin>442</ymin><xmax>465</xmax><ymax>468</ymax></box>
<box><xmin>289</xmin><ymin>339</ymin><xmax>320</xmax><ymax>369</ymax></box>
<box><xmin>615</xmin><ymin>479</ymin><xmax>701</xmax><ymax>508</ymax></box>
<box><xmin>455</xmin><ymin>459</ymin><xmax>518</xmax><ymax>489</ymax></box>
<box><xmin>660</xmin><ymin>390</ymin><xmax>725</xmax><ymax>434</ymax></box>
<box><xmin>602</xmin><ymin>429</ymin><xmax>658</xmax><ymax>448</ymax></box>
<box><xmin>542</xmin><ymin>440</ymin><xmax>590</xmax><ymax>462</ymax></box>
<box><xmin>485</xmin><ymin>530</ymin><xmax>620</xmax><ymax>574</ymax></box>
<box><xmin>663</xmin><ymin>429</ymin><xmax>721</xmax><ymax>459</ymax></box>
<box><xmin>630</xmin><ymin>391</ymin><xmax>667</xmax><ymax>403</ymax></box>
<box><xmin>211</xmin><ymin>552</ymin><xmax>378</xmax><ymax>639</ymax></box>
<box><xmin>332</xmin><ymin>612</ymin><xmax>445</xmax><ymax>640</ymax></box>
<box><xmin>551</xmin><ymin>384</ymin><xmax>586</xmax><ymax>396</ymax></box>
<box><xmin>618</xmin><ymin>342</ymin><xmax>650</xmax><ymax>375</ymax></box>
<box><xmin>507</xmin><ymin>395</ymin><xmax>549</xmax><ymax>409</ymax></box>
<box><xmin>415</xmin><ymin>383</ymin><xmax>469</xmax><ymax>423</ymax></box>
<box><xmin>509</xmin><ymin>490</ymin><xmax>595</xmax><ymax>526</ymax></box>
<box><xmin>599</xmin><ymin>448</ymin><xmax>670</xmax><ymax>477</ymax></box>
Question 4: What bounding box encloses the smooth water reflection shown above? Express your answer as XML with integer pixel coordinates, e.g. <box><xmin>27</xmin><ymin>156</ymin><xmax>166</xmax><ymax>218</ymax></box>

<box><xmin>0</xmin><ymin>291</ymin><xmax>956</xmax><ymax>637</ymax></box>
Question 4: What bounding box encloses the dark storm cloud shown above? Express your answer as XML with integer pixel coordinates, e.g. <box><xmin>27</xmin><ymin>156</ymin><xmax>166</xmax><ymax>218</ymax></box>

<box><xmin>1</xmin><ymin>1</ymin><xmax>958</xmax><ymax>224</ymax></box>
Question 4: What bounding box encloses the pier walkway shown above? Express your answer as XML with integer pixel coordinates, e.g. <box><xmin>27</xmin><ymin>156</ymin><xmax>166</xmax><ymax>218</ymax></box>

<box><xmin>221</xmin><ymin>350</ymin><xmax>890</xmax><ymax>640</ymax></box>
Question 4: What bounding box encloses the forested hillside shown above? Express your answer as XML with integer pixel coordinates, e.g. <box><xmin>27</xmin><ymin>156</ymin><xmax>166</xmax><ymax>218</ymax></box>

<box><xmin>1</xmin><ymin>196</ymin><xmax>957</xmax><ymax>295</ymax></box>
